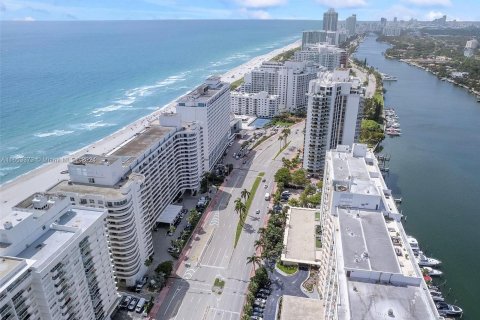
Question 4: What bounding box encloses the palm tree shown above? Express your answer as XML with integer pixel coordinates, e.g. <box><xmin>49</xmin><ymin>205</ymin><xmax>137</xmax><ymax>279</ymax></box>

<box><xmin>234</xmin><ymin>198</ymin><xmax>247</xmax><ymax>225</ymax></box>
<box><xmin>277</xmin><ymin>135</ymin><xmax>283</xmax><ymax>150</ymax></box>
<box><xmin>282</xmin><ymin>128</ymin><xmax>291</xmax><ymax>146</ymax></box>
<box><xmin>257</xmin><ymin>227</ymin><xmax>267</xmax><ymax>236</ymax></box>
<box><xmin>246</xmin><ymin>254</ymin><xmax>262</xmax><ymax>272</ymax></box>
<box><xmin>241</xmin><ymin>188</ymin><xmax>251</xmax><ymax>202</ymax></box>
<box><xmin>254</xmin><ymin>239</ymin><xmax>264</xmax><ymax>252</ymax></box>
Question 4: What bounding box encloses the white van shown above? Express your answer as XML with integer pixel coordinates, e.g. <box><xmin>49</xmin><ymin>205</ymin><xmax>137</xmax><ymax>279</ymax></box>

<box><xmin>265</xmin><ymin>193</ymin><xmax>270</xmax><ymax>201</ymax></box>
<box><xmin>135</xmin><ymin>298</ymin><xmax>146</xmax><ymax>313</ymax></box>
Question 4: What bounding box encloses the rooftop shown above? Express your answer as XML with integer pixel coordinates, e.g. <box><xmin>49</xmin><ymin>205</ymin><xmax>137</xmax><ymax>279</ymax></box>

<box><xmin>337</xmin><ymin>208</ymin><xmax>400</xmax><ymax>273</ymax></box>
<box><xmin>49</xmin><ymin>179</ymin><xmax>126</xmax><ymax>198</ymax></box>
<box><xmin>177</xmin><ymin>77</ymin><xmax>227</xmax><ymax>106</ymax></box>
<box><xmin>110</xmin><ymin>125</ymin><xmax>175</xmax><ymax>159</ymax></box>
<box><xmin>16</xmin><ymin>207</ymin><xmax>105</xmax><ymax>269</ymax></box>
<box><xmin>280</xmin><ymin>295</ymin><xmax>324</xmax><ymax>320</ymax></box>
<box><xmin>331</xmin><ymin>152</ymin><xmax>370</xmax><ymax>181</ymax></box>
<box><xmin>344</xmin><ymin>280</ymin><xmax>437</xmax><ymax>319</ymax></box>
<box><xmin>0</xmin><ymin>257</ymin><xmax>24</xmax><ymax>280</ymax></box>
<box><xmin>282</xmin><ymin>207</ymin><xmax>320</xmax><ymax>265</ymax></box>
<box><xmin>72</xmin><ymin>154</ymin><xmax>119</xmax><ymax>166</ymax></box>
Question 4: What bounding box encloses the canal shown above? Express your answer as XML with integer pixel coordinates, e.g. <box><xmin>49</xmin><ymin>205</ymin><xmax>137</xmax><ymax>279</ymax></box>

<box><xmin>355</xmin><ymin>35</ymin><xmax>480</xmax><ymax>319</ymax></box>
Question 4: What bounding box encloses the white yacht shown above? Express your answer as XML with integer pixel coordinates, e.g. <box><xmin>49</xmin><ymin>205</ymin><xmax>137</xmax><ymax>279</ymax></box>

<box><xmin>407</xmin><ymin>236</ymin><xmax>420</xmax><ymax>252</ymax></box>
<box><xmin>417</xmin><ymin>252</ymin><xmax>442</xmax><ymax>267</ymax></box>
<box><xmin>423</xmin><ymin>267</ymin><xmax>443</xmax><ymax>277</ymax></box>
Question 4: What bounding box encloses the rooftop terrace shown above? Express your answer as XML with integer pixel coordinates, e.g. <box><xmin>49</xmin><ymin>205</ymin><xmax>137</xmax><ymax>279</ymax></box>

<box><xmin>280</xmin><ymin>295</ymin><xmax>324</xmax><ymax>320</ymax></box>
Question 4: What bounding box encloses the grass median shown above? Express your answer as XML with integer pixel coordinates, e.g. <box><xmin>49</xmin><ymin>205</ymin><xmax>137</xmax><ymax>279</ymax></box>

<box><xmin>234</xmin><ymin>172</ymin><xmax>264</xmax><ymax>248</ymax></box>
<box><xmin>274</xmin><ymin>141</ymin><xmax>291</xmax><ymax>160</ymax></box>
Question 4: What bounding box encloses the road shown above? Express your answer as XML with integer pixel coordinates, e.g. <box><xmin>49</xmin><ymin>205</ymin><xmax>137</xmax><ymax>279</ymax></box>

<box><xmin>154</xmin><ymin>121</ymin><xmax>305</xmax><ymax>320</ymax></box>
<box><xmin>350</xmin><ymin>62</ymin><xmax>377</xmax><ymax>98</ymax></box>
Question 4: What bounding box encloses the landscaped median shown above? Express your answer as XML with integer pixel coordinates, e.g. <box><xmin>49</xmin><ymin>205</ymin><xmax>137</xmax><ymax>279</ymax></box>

<box><xmin>234</xmin><ymin>172</ymin><xmax>265</xmax><ymax>247</ymax></box>
<box><xmin>274</xmin><ymin>141</ymin><xmax>290</xmax><ymax>160</ymax></box>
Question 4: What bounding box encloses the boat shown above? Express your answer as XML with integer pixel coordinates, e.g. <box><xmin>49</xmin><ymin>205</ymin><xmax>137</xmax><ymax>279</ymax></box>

<box><xmin>407</xmin><ymin>236</ymin><xmax>420</xmax><ymax>252</ymax></box>
<box><xmin>422</xmin><ymin>267</ymin><xmax>443</xmax><ymax>277</ymax></box>
<box><xmin>429</xmin><ymin>290</ymin><xmax>445</xmax><ymax>302</ymax></box>
<box><xmin>417</xmin><ymin>252</ymin><xmax>442</xmax><ymax>267</ymax></box>
<box><xmin>436</xmin><ymin>302</ymin><xmax>463</xmax><ymax>317</ymax></box>
<box><xmin>381</xmin><ymin>73</ymin><xmax>398</xmax><ymax>81</ymax></box>
<box><xmin>386</xmin><ymin>129</ymin><xmax>401</xmax><ymax>136</ymax></box>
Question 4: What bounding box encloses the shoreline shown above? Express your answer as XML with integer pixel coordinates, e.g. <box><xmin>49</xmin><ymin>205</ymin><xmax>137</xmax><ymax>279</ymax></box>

<box><xmin>383</xmin><ymin>54</ymin><xmax>480</xmax><ymax>98</ymax></box>
<box><xmin>0</xmin><ymin>40</ymin><xmax>301</xmax><ymax>213</ymax></box>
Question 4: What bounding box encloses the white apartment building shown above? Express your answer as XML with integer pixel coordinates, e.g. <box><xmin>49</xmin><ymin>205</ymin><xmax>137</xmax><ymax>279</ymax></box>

<box><xmin>230</xmin><ymin>91</ymin><xmax>279</xmax><ymax>118</ymax></box>
<box><xmin>302</xmin><ymin>30</ymin><xmax>346</xmax><ymax>48</ymax></box>
<box><xmin>323</xmin><ymin>8</ymin><xmax>338</xmax><ymax>31</ymax></box>
<box><xmin>0</xmin><ymin>193</ymin><xmax>118</xmax><ymax>320</ymax></box>
<box><xmin>176</xmin><ymin>76</ymin><xmax>231</xmax><ymax>172</ymax></box>
<box><xmin>464</xmin><ymin>39</ymin><xmax>478</xmax><ymax>57</ymax></box>
<box><xmin>382</xmin><ymin>25</ymin><xmax>402</xmax><ymax>36</ymax></box>
<box><xmin>346</xmin><ymin>14</ymin><xmax>356</xmax><ymax>36</ymax></box>
<box><xmin>303</xmin><ymin>69</ymin><xmax>363</xmax><ymax>176</ymax></box>
<box><xmin>294</xmin><ymin>44</ymin><xmax>347</xmax><ymax>71</ymax></box>
<box><xmin>49</xmin><ymin>114</ymin><xmax>203</xmax><ymax>286</ymax></box>
<box><xmin>243</xmin><ymin>61</ymin><xmax>318</xmax><ymax>113</ymax></box>
<box><xmin>317</xmin><ymin>144</ymin><xmax>440</xmax><ymax>319</ymax></box>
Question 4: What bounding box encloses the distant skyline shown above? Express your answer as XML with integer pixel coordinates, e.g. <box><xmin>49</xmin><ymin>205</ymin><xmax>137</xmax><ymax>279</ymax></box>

<box><xmin>0</xmin><ymin>0</ymin><xmax>478</xmax><ymax>22</ymax></box>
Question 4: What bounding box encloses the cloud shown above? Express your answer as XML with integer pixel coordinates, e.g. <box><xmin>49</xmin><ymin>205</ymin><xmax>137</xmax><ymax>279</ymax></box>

<box><xmin>235</xmin><ymin>0</ymin><xmax>286</xmax><ymax>9</ymax></box>
<box><xmin>16</xmin><ymin>15</ymin><xmax>34</xmax><ymax>21</ymax></box>
<box><xmin>425</xmin><ymin>10</ymin><xmax>445</xmax><ymax>20</ymax></box>
<box><xmin>315</xmin><ymin>0</ymin><xmax>367</xmax><ymax>9</ymax></box>
<box><xmin>238</xmin><ymin>7</ymin><xmax>271</xmax><ymax>19</ymax></box>
<box><xmin>403</xmin><ymin>0</ymin><xmax>451</xmax><ymax>7</ymax></box>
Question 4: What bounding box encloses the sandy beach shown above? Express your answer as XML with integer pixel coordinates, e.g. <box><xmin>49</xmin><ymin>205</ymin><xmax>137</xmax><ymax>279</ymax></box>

<box><xmin>0</xmin><ymin>40</ymin><xmax>301</xmax><ymax>214</ymax></box>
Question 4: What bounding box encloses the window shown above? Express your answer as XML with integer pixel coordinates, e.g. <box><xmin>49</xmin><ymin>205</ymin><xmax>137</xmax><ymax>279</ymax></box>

<box><xmin>89</xmin><ymin>199</ymin><xmax>95</xmax><ymax>204</ymax></box>
<box><xmin>88</xmin><ymin>178</ymin><xmax>95</xmax><ymax>184</ymax></box>
<box><xmin>70</xmin><ymin>197</ymin><xmax>75</xmax><ymax>202</ymax></box>
<box><xmin>80</xmin><ymin>199</ymin><xmax>87</xmax><ymax>205</ymax></box>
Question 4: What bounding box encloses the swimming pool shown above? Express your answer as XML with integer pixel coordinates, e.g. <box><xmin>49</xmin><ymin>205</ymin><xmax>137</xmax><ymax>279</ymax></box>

<box><xmin>249</xmin><ymin>118</ymin><xmax>271</xmax><ymax>128</ymax></box>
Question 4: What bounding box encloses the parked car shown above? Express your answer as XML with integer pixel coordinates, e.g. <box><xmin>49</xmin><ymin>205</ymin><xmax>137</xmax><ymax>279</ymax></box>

<box><xmin>120</xmin><ymin>295</ymin><xmax>131</xmax><ymax>309</ymax></box>
<box><xmin>127</xmin><ymin>297</ymin><xmax>139</xmax><ymax>311</ymax></box>
<box><xmin>167</xmin><ymin>247</ymin><xmax>179</xmax><ymax>254</ymax></box>
<box><xmin>253</xmin><ymin>307</ymin><xmax>264</xmax><ymax>313</ymax></box>
<box><xmin>135</xmin><ymin>276</ymin><xmax>148</xmax><ymax>292</ymax></box>
<box><xmin>256</xmin><ymin>293</ymin><xmax>268</xmax><ymax>299</ymax></box>
<box><xmin>258</xmin><ymin>288</ymin><xmax>271</xmax><ymax>295</ymax></box>
<box><xmin>255</xmin><ymin>209</ymin><xmax>260</xmax><ymax>215</ymax></box>
<box><xmin>135</xmin><ymin>298</ymin><xmax>146</xmax><ymax>313</ymax></box>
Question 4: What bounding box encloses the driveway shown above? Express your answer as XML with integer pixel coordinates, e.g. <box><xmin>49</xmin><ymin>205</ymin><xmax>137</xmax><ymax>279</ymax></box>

<box><xmin>262</xmin><ymin>264</ymin><xmax>309</xmax><ymax>320</ymax></box>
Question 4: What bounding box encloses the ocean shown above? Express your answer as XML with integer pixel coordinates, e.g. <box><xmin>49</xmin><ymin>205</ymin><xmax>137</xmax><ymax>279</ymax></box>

<box><xmin>0</xmin><ymin>20</ymin><xmax>320</xmax><ymax>184</ymax></box>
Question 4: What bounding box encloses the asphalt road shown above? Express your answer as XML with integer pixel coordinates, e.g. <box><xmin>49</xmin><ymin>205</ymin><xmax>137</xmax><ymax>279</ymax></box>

<box><xmin>155</xmin><ymin>122</ymin><xmax>306</xmax><ymax>320</ymax></box>
<box><xmin>262</xmin><ymin>266</ymin><xmax>309</xmax><ymax>320</ymax></box>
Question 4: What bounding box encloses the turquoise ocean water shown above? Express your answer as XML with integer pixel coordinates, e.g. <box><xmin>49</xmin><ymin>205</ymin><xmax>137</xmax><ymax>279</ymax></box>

<box><xmin>0</xmin><ymin>20</ymin><xmax>320</xmax><ymax>184</ymax></box>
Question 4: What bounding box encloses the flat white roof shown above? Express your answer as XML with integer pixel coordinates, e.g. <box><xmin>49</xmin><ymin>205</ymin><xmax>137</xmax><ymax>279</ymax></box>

<box><xmin>282</xmin><ymin>207</ymin><xmax>320</xmax><ymax>265</ymax></box>
<box><xmin>156</xmin><ymin>204</ymin><xmax>182</xmax><ymax>225</ymax></box>
<box><xmin>280</xmin><ymin>295</ymin><xmax>324</xmax><ymax>320</ymax></box>
<box><xmin>337</xmin><ymin>208</ymin><xmax>400</xmax><ymax>273</ymax></box>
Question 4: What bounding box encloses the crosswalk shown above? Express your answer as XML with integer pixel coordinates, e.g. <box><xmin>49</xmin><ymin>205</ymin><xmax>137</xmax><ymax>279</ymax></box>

<box><xmin>210</xmin><ymin>210</ymin><xmax>220</xmax><ymax>226</ymax></box>
<box><xmin>204</xmin><ymin>307</ymin><xmax>240</xmax><ymax>320</ymax></box>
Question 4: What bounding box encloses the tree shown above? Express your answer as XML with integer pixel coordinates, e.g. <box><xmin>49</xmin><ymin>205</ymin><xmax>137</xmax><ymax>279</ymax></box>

<box><xmin>234</xmin><ymin>198</ymin><xmax>247</xmax><ymax>225</ymax></box>
<box><xmin>281</xmin><ymin>128</ymin><xmax>291</xmax><ymax>145</ymax></box>
<box><xmin>277</xmin><ymin>135</ymin><xmax>283</xmax><ymax>150</ymax></box>
<box><xmin>246</xmin><ymin>255</ymin><xmax>262</xmax><ymax>272</ymax></box>
<box><xmin>254</xmin><ymin>239</ymin><xmax>264</xmax><ymax>252</ymax></box>
<box><xmin>282</xmin><ymin>157</ymin><xmax>293</xmax><ymax>169</ymax></box>
<box><xmin>155</xmin><ymin>260</ymin><xmax>173</xmax><ymax>276</ymax></box>
<box><xmin>241</xmin><ymin>189</ymin><xmax>251</xmax><ymax>202</ymax></box>
<box><xmin>274</xmin><ymin>167</ymin><xmax>291</xmax><ymax>186</ymax></box>
<box><xmin>291</xmin><ymin>169</ymin><xmax>308</xmax><ymax>187</ymax></box>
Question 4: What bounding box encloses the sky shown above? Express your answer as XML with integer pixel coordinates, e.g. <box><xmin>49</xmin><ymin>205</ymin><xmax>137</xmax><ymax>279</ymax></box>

<box><xmin>0</xmin><ymin>0</ymin><xmax>478</xmax><ymax>22</ymax></box>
